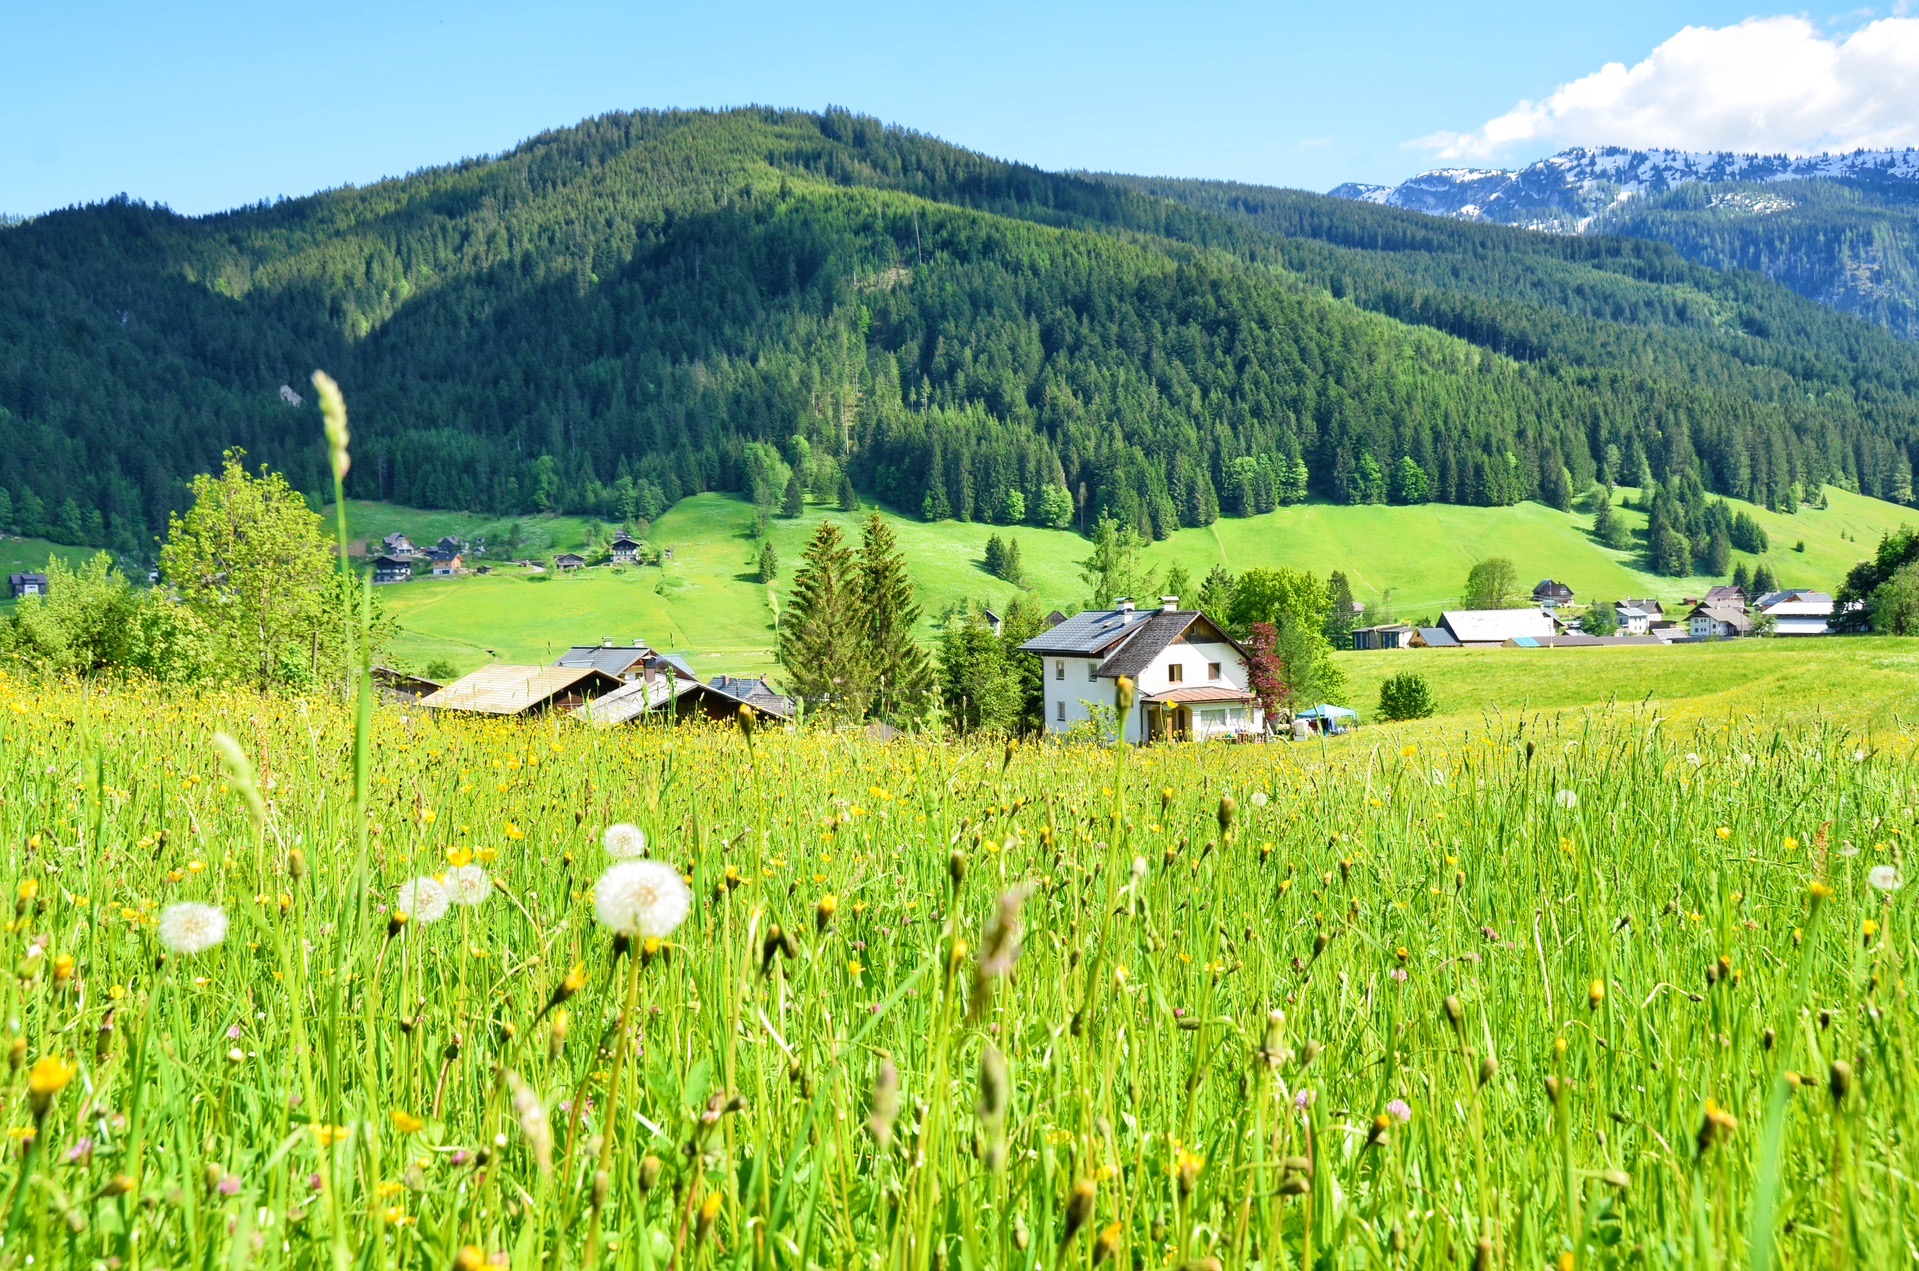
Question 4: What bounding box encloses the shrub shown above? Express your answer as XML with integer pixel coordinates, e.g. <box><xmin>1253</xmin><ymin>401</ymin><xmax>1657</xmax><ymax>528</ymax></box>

<box><xmin>1377</xmin><ymin>672</ymin><xmax>1436</xmax><ymax>722</ymax></box>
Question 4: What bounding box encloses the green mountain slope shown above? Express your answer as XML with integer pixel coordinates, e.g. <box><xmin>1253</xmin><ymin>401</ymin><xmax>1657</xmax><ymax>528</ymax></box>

<box><xmin>2</xmin><ymin>108</ymin><xmax>1915</xmax><ymax>562</ymax></box>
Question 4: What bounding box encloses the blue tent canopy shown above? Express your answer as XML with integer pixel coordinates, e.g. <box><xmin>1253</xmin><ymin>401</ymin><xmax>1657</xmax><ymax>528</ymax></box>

<box><xmin>1294</xmin><ymin>704</ymin><xmax>1357</xmax><ymax>721</ymax></box>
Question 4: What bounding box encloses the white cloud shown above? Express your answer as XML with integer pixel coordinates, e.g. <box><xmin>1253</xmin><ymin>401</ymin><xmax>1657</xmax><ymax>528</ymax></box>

<box><xmin>1417</xmin><ymin>16</ymin><xmax>1919</xmax><ymax>161</ymax></box>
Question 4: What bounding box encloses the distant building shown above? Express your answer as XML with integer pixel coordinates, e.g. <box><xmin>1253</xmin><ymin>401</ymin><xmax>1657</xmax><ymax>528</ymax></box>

<box><xmin>556</xmin><ymin>641</ymin><xmax>656</xmax><ymax>682</ymax></box>
<box><xmin>434</xmin><ymin>536</ymin><xmax>463</xmax><ymax>556</ymax></box>
<box><xmin>1755</xmin><ymin>589</ymin><xmax>1835</xmax><ymax>636</ymax></box>
<box><xmin>1613</xmin><ymin>603</ymin><xmax>1653</xmax><ymax>635</ymax></box>
<box><xmin>1689</xmin><ymin>603</ymin><xmax>1753</xmax><ymax>639</ymax></box>
<box><xmin>1019</xmin><ymin>597</ymin><xmax>1261</xmax><ymax>743</ymax></box>
<box><xmin>1438</xmin><ymin>609</ymin><xmax>1558</xmax><ymax>648</ymax></box>
<box><xmin>1616</xmin><ymin>598</ymin><xmax>1665</xmax><ymax>619</ymax></box>
<box><xmin>8</xmin><ymin>573</ymin><xmax>48</xmax><ymax>600</ymax></box>
<box><xmin>371</xmin><ymin>555</ymin><xmax>413</xmax><ymax>585</ymax></box>
<box><xmin>371</xmin><ymin>666</ymin><xmax>442</xmax><ymax>702</ymax></box>
<box><xmin>1532</xmin><ymin>579</ymin><xmax>1575</xmax><ymax>609</ymax></box>
<box><xmin>1411</xmin><ymin>626</ymin><xmax>1460</xmax><ymax>648</ymax></box>
<box><xmin>419</xmin><ymin>665</ymin><xmax>623</xmax><ymax>716</ymax></box>
<box><xmin>382</xmin><ymin>533</ymin><xmax>418</xmax><ymax>558</ymax></box>
<box><xmin>1702</xmin><ymin>584</ymin><xmax>1748</xmax><ymax>609</ymax></box>
<box><xmin>554</xmin><ymin>553</ymin><xmax>586</xmax><ymax>572</ymax></box>
<box><xmin>609</xmin><ymin>535</ymin><xmax>642</xmax><ymax>564</ymax></box>
<box><xmin>430</xmin><ymin>553</ymin><xmax>463</xmax><ymax>578</ymax></box>
<box><xmin>1350</xmin><ymin>623</ymin><xmax>1414</xmax><ymax>650</ymax></box>
<box><xmin>980</xmin><ymin>608</ymin><xmax>1004</xmax><ymax>637</ymax></box>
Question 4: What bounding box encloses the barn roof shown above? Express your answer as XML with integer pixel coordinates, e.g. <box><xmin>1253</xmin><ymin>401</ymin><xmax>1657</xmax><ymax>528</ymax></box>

<box><xmin>419</xmin><ymin>665</ymin><xmax>620</xmax><ymax>716</ymax></box>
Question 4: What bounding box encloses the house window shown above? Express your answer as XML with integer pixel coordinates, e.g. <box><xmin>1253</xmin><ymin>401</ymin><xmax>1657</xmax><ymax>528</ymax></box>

<box><xmin>1201</xmin><ymin>708</ymin><xmax>1226</xmax><ymax>729</ymax></box>
<box><xmin>1207</xmin><ymin>662</ymin><xmax>1221</xmax><ymax>681</ymax></box>
<box><xmin>1056</xmin><ymin>700</ymin><xmax>1065</xmax><ymax>722</ymax></box>
<box><xmin>1168</xmin><ymin>664</ymin><xmax>1184</xmax><ymax>683</ymax></box>
<box><xmin>1086</xmin><ymin>661</ymin><xmax>1097</xmax><ymax>682</ymax></box>
<box><xmin>1055</xmin><ymin>660</ymin><xmax>1065</xmax><ymax>681</ymax></box>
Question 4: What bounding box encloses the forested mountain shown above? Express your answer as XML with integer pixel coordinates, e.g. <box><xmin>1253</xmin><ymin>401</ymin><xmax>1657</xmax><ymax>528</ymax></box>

<box><xmin>2</xmin><ymin>109</ymin><xmax>1916</xmax><ymax>559</ymax></box>
<box><xmin>1332</xmin><ymin>147</ymin><xmax>1919</xmax><ymax>341</ymax></box>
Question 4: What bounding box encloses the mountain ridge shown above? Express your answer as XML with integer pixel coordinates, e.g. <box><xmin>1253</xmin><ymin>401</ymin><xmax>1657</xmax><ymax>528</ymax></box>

<box><xmin>0</xmin><ymin>109</ymin><xmax>1914</xmax><ymax>560</ymax></box>
<box><xmin>1332</xmin><ymin>145</ymin><xmax>1919</xmax><ymax>337</ymax></box>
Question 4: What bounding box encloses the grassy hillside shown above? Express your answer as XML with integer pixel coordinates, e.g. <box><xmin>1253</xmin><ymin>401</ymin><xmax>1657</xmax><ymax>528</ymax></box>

<box><xmin>1336</xmin><ymin>637</ymin><xmax>1919</xmax><ymax>732</ymax></box>
<box><xmin>371</xmin><ymin>487</ymin><xmax>1915</xmax><ymax>678</ymax></box>
<box><xmin>0</xmin><ymin>537</ymin><xmax>102</xmax><ymax>612</ymax></box>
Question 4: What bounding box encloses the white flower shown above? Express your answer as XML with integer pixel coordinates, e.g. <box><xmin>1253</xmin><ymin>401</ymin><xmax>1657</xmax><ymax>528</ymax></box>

<box><xmin>594</xmin><ymin>861</ymin><xmax>691</xmax><ymax>939</ymax></box>
<box><xmin>1685</xmin><ymin>753</ymin><xmax>1702</xmax><ymax>767</ymax></box>
<box><xmin>158</xmin><ymin>902</ymin><xmax>228</xmax><ymax>955</ymax></box>
<box><xmin>1131</xmin><ymin>855</ymin><xmax>1148</xmax><ymax>880</ymax></box>
<box><xmin>1250</xmin><ymin>792</ymin><xmax>1269</xmax><ymax>808</ymax></box>
<box><xmin>602</xmin><ymin>823</ymin><xmax>648</xmax><ymax>859</ymax></box>
<box><xmin>396</xmin><ymin>877</ymin><xmax>451</xmax><ymax>924</ymax></box>
<box><xmin>1868</xmin><ymin>865</ymin><xmax>1903</xmax><ymax>893</ymax></box>
<box><xmin>1554</xmin><ymin>790</ymin><xmax>1578</xmax><ymax>810</ymax></box>
<box><xmin>444</xmin><ymin>865</ymin><xmax>492</xmax><ymax>907</ymax></box>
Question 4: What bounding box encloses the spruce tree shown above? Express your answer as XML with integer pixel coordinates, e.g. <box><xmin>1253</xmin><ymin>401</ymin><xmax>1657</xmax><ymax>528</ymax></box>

<box><xmin>838</xmin><ymin>474</ymin><xmax>858</xmax><ymax>512</ymax></box>
<box><xmin>1001</xmin><ymin>537</ymin><xmax>1024</xmax><ymax>587</ymax></box>
<box><xmin>778</xmin><ymin>521</ymin><xmax>867</xmax><ymax>713</ymax></box>
<box><xmin>1731</xmin><ymin>560</ymin><xmax>1752</xmax><ymax>593</ymax></box>
<box><xmin>857</xmin><ymin>512</ymin><xmax>933</xmax><ymax>720</ymax></box>
<box><xmin>782</xmin><ymin>471</ymin><xmax>806</xmax><ymax>518</ymax></box>
<box><xmin>757</xmin><ymin>539</ymin><xmax>778</xmax><ymax>583</ymax></box>
<box><xmin>983</xmin><ymin>533</ymin><xmax>1007</xmax><ymax>578</ymax></box>
<box><xmin>0</xmin><ymin>488</ymin><xmax>12</xmax><ymax>532</ymax></box>
<box><xmin>1325</xmin><ymin>570</ymin><xmax>1358</xmax><ymax>647</ymax></box>
<box><xmin>1751</xmin><ymin>562</ymin><xmax>1778</xmax><ymax>596</ymax></box>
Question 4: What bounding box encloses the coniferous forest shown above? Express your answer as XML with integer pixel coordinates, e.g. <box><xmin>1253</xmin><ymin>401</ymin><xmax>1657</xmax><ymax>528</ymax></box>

<box><xmin>2</xmin><ymin>107</ymin><xmax>1917</xmax><ymax>558</ymax></box>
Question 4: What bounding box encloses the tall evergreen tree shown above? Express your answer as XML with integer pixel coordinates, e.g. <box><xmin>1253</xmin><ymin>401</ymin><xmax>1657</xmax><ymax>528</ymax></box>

<box><xmin>837</xmin><ymin>473</ymin><xmax>858</xmax><ymax>512</ymax></box>
<box><xmin>857</xmin><ymin>512</ymin><xmax>933</xmax><ymax>721</ymax></box>
<box><xmin>1197</xmin><ymin>564</ymin><xmax>1235</xmax><ymax>618</ymax></box>
<box><xmin>756</xmin><ymin>539</ymin><xmax>778</xmax><ymax>584</ymax></box>
<box><xmin>781</xmin><ymin>471</ymin><xmax>806</xmax><ymax>518</ymax></box>
<box><xmin>778</xmin><ymin>521</ymin><xmax>867</xmax><ymax>713</ymax></box>
<box><xmin>1325</xmin><ymin>571</ymin><xmax>1358</xmax><ymax>647</ymax></box>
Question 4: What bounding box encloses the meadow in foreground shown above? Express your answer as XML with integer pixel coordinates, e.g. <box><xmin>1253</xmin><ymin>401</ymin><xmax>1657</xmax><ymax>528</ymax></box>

<box><xmin>0</xmin><ymin>677</ymin><xmax>1912</xmax><ymax>1270</ymax></box>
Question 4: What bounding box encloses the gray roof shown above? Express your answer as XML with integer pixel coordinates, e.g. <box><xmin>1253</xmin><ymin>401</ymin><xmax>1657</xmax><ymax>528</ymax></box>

<box><xmin>1414</xmin><ymin>626</ymin><xmax>1459</xmax><ymax>647</ymax></box>
<box><xmin>707</xmin><ymin>675</ymin><xmax>794</xmax><ymax>719</ymax></box>
<box><xmin>1019</xmin><ymin>606</ymin><xmax>1160</xmax><ymax>657</ymax></box>
<box><xmin>1021</xmin><ymin>607</ymin><xmax>1247</xmax><ymax>679</ymax></box>
<box><xmin>556</xmin><ymin>645</ymin><xmax>653</xmax><ymax>676</ymax></box>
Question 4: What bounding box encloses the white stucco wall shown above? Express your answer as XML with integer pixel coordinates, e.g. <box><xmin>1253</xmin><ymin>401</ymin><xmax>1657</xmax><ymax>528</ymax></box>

<box><xmin>1036</xmin><ymin>635</ymin><xmax>1255</xmax><ymax>743</ymax></box>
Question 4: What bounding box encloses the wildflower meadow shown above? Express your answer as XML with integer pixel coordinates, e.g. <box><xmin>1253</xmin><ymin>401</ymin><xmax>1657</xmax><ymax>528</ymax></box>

<box><xmin>0</xmin><ymin>673</ymin><xmax>1912</xmax><ymax>1269</ymax></box>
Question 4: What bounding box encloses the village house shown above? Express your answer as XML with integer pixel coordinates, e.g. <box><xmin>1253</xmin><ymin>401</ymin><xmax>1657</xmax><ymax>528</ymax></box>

<box><xmin>371</xmin><ymin>666</ymin><xmax>442</xmax><ymax>702</ymax></box>
<box><xmin>381</xmin><ymin>532</ymin><xmax>417</xmax><ymax>558</ymax></box>
<box><xmin>554</xmin><ymin>552</ymin><xmax>586</xmax><ymax>572</ymax></box>
<box><xmin>1755</xmin><ymin>589</ymin><xmax>1835</xmax><ymax>636</ymax></box>
<box><xmin>1531</xmin><ymin>579</ymin><xmax>1575</xmax><ymax>609</ymax></box>
<box><xmin>8</xmin><ymin>572</ymin><xmax>48</xmax><ymax>600</ymax></box>
<box><xmin>1613</xmin><ymin>603</ymin><xmax>1653</xmax><ymax>636</ymax></box>
<box><xmin>1689</xmin><ymin>602</ymin><xmax>1753</xmax><ymax>639</ymax></box>
<box><xmin>1437</xmin><ymin>609</ymin><xmax>1557</xmax><ymax>648</ymax></box>
<box><xmin>1701</xmin><ymin>584</ymin><xmax>1747</xmax><ymax>609</ymax></box>
<box><xmin>371</xmin><ymin>555</ymin><xmax>414</xmax><ymax>585</ymax></box>
<box><xmin>1411</xmin><ymin>626</ymin><xmax>1460</xmax><ymax>648</ymax></box>
<box><xmin>419</xmin><ymin>665</ymin><xmax>624</xmax><ymax>716</ymax></box>
<box><xmin>556</xmin><ymin>640</ymin><xmax>658</xmax><ymax>682</ymax></box>
<box><xmin>1350</xmin><ymin>623</ymin><xmax>1414</xmax><ymax>650</ymax></box>
<box><xmin>609</xmin><ymin>534</ymin><xmax>642</xmax><ymax>564</ymax></box>
<box><xmin>1020</xmin><ymin>597</ymin><xmax>1261</xmax><ymax>743</ymax></box>
<box><xmin>430</xmin><ymin>552</ymin><xmax>463</xmax><ymax>578</ymax></box>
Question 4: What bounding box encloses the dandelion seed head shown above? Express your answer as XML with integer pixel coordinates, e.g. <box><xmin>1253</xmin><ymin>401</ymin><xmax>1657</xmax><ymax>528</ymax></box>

<box><xmin>396</xmin><ymin>877</ymin><xmax>450</xmax><ymax>924</ymax></box>
<box><xmin>1554</xmin><ymin>790</ymin><xmax>1578</xmax><ymax>810</ymax></box>
<box><xmin>593</xmin><ymin>860</ymin><xmax>692</xmax><ymax>939</ymax></box>
<box><xmin>444</xmin><ymin>865</ymin><xmax>491</xmax><ymax>907</ymax></box>
<box><xmin>1868</xmin><ymin>865</ymin><xmax>1902</xmax><ymax>893</ymax></box>
<box><xmin>602</xmin><ymin>823</ymin><xmax>648</xmax><ymax>859</ymax></box>
<box><xmin>1250</xmin><ymin>792</ymin><xmax>1269</xmax><ymax>807</ymax></box>
<box><xmin>157</xmin><ymin>902</ymin><xmax>228</xmax><ymax>955</ymax></box>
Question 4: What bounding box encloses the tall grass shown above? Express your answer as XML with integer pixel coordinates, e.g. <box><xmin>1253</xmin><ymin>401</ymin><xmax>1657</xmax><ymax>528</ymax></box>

<box><xmin>0</xmin><ymin>674</ymin><xmax>1909</xmax><ymax>1267</ymax></box>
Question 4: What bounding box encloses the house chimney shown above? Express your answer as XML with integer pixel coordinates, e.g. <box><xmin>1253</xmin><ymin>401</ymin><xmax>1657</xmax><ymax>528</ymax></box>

<box><xmin>1159</xmin><ymin>595</ymin><xmax>1178</xmax><ymax>612</ymax></box>
<box><xmin>1115</xmin><ymin>597</ymin><xmax>1135</xmax><ymax>613</ymax></box>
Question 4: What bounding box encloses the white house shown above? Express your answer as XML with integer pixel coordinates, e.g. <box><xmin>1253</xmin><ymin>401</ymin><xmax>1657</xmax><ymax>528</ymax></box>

<box><xmin>1613</xmin><ymin>603</ymin><xmax>1652</xmax><ymax>636</ymax></box>
<box><xmin>1020</xmin><ymin>598</ymin><xmax>1262</xmax><ymax>743</ymax></box>
<box><xmin>1438</xmin><ymin>609</ymin><xmax>1558</xmax><ymax>648</ymax></box>
<box><xmin>1688</xmin><ymin>603</ymin><xmax>1752</xmax><ymax>639</ymax></box>
<box><xmin>1755</xmin><ymin>589</ymin><xmax>1834</xmax><ymax>636</ymax></box>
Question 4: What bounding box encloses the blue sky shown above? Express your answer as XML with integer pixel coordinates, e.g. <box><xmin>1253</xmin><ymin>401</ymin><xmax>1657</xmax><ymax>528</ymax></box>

<box><xmin>3</xmin><ymin>1</ymin><xmax>1912</xmax><ymax>216</ymax></box>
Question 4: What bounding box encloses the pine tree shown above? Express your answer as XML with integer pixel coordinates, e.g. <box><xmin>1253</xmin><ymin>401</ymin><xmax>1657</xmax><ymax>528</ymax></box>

<box><xmin>838</xmin><ymin>474</ymin><xmax>858</xmax><ymax>512</ymax></box>
<box><xmin>782</xmin><ymin>471</ymin><xmax>805</xmax><ymax>518</ymax></box>
<box><xmin>983</xmin><ymin>533</ymin><xmax>1007</xmax><ymax>579</ymax></box>
<box><xmin>778</xmin><ymin>521</ymin><xmax>867</xmax><ymax>713</ymax></box>
<box><xmin>1731</xmin><ymin>560</ymin><xmax>1752</xmax><ymax>593</ymax></box>
<box><xmin>1000</xmin><ymin>537</ymin><xmax>1024</xmax><ymax>587</ymax></box>
<box><xmin>857</xmin><ymin>512</ymin><xmax>933</xmax><ymax>721</ymax></box>
<box><xmin>1751</xmin><ymin>561</ymin><xmax>1778</xmax><ymax>596</ymax></box>
<box><xmin>1162</xmin><ymin>563</ymin><xmax>1192</xmax><ymax>605</ymax></box>
<box><xmin>1325</xmin><ymin>571</ymin><xmax>1357</xmax><ymax>647</ymax></box>
<box><xmin>757</xmin><ymin>539</ymin><xmax>778</xmax><ymax>583</ymax></box>
<box><xmin>0</xmin><ymin>488</ymin><xmax>12</xmax><ymax>532</ymax></box>
<box><xmin>1197</xmin><ymin>564</ymin><xmax>1235</xmax><ymax>618</ymax></box>
<box><xmin>1706</xmin><ymin>528</ymin><xmax>1732</xmax><ymax>576</ymax></box>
